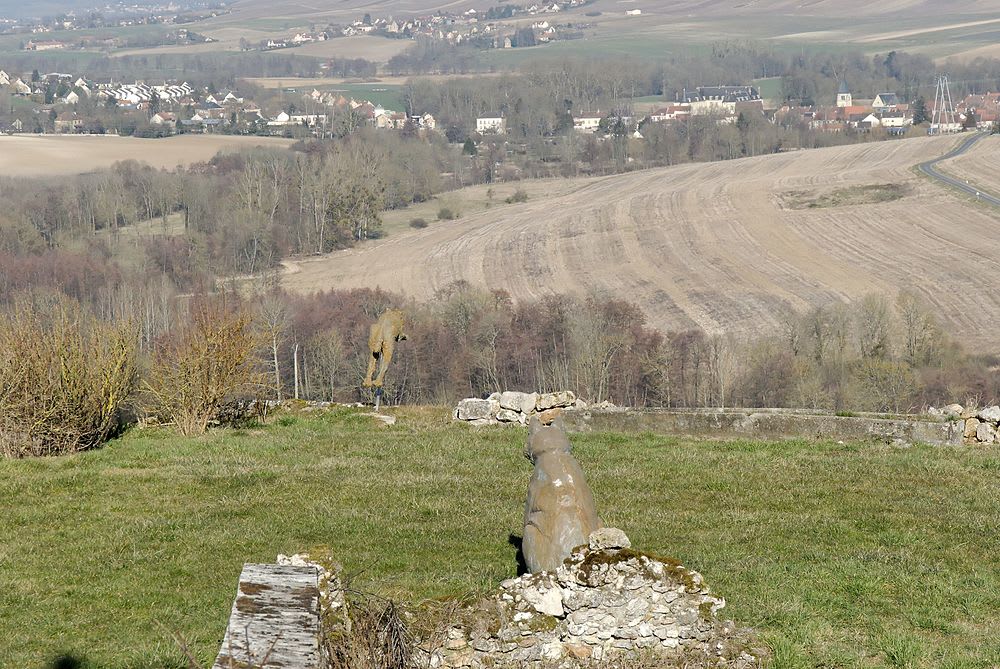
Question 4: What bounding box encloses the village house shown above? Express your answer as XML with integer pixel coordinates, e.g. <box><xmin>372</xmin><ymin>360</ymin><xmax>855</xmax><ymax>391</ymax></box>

<box><xmin>648</xmin><ymin>104</ymin><xmax>691</xmax><ymax>123</ymax></box>
<box><xmin>476</xmin><ymin>113</ymin><xmax>506</xmax><ymax>133</ymax></box>
<box><xmin>54</xmin><ymin>112</ymin><xmax>83</xmax><ymax>133</ymax></box>
<box><xmin>872</xmin><ymin>93</ymin><xmax>899</xmax><ymax>111</ymax></box>
<box><xmin>25</xmin><ymin>40</ymin><xmax>66</xmax><ymax>51</ymax></box>
<box><xmin>573</xmin><ymin>112</ymin><xmax>603</xmax><ymax>132</ymax></box>
<box><xmin>681</xmin><ymin>86</ymin><xmax>761</xmax><ymax>116</ymax></box>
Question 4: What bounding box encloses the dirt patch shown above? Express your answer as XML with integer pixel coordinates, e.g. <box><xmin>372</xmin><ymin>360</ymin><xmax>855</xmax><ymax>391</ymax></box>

<box><xmin>782</xmin><ymin>183</ymin><xmax>909</xmax><ymax>209</ymax></box>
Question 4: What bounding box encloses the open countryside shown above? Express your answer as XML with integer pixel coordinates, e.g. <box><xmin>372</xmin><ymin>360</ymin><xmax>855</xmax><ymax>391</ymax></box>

<box><xmin>283</xmin><ymin>135</ymin><xmax>1000</xmax><ymax>352</ymax></box>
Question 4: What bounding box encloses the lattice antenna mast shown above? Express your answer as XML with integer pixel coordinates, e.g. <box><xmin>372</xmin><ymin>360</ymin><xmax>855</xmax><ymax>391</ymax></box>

<box><xmin>931</xmin><ymin>75</ymin><xmax>957</xmax><ymax>134</ymax></box>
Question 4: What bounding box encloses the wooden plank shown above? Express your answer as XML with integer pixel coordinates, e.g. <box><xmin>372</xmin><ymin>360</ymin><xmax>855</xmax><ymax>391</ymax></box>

<box><xmin>213</xmin><ymin>563</ymin><xmax>323</xmax><ymax>669</ymax></box>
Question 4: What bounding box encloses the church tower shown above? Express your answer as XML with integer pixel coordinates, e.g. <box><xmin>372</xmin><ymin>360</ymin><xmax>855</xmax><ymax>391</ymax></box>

<box><xmin>836</xmin><ymin>80</ymin><xmax>852</xmax><ymax>108</ymax></box>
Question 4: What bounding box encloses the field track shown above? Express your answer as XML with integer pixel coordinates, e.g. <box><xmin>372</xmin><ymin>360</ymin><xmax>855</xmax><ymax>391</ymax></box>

<box><xmin>283</xmin><ymin>135</ymin><xmax>1000</xmax><ymax>352</ymax></box>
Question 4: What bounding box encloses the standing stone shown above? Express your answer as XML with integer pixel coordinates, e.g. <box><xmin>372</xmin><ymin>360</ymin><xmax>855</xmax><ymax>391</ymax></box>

<box><xmin>522</xmin><ymin>416</ymin><xmax>601</xmax><ymax>573</ymax></box>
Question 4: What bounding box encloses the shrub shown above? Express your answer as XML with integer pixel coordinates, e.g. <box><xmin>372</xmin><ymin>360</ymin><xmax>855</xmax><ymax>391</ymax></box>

<box><xmin>409</xmin><ymin>218</ymin><xmax>429</xmax><ymax>229</ymax></box>
<box><xmin>437</xmin><ymin>207</ymin><xmax>457</xmax><ymax>221</ymax></box>
<box><xmin>144</xmin><ymin>301</ymin><xmax>264</xmax><ymax>435</ymax></box>
<box><xmin>0</xmin><ymin>298</ymin><xmax>139</xmax><ymax>457</ymax></box>
<box><xmin>505</xmin><ymin>188</ymin><xmax>529</xmax><ymax>204</ymax></box>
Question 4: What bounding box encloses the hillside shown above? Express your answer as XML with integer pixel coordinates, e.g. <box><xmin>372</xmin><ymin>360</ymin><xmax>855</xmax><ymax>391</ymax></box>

<box><xmin>282</xmin><ymin>134</ymin><xmax>1000</xmax><ymax>352</ymax></box>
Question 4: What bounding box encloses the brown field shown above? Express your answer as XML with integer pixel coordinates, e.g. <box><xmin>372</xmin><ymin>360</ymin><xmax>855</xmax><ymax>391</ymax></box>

<box><xmin>938</xmin><ymin>133</ymin><xmax>1000</xmax><ymax>196</ymax></box>
<box><xmin>282</xmin><ymin>135</ymin><xmax>1000</xmax><ymax>352</ymax></box>
<box><xmin>0</xmin><ymin>135</ymin><xmax>295</xmax><ymax>177</ymax></box>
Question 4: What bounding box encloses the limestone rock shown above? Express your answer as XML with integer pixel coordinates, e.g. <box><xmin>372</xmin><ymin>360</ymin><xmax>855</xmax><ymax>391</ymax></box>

<box><xmin>536</xmin><ymin>408</ymin><xmax>563</xmax><ymax>425</ymax></box>
<box><xmin>977</xmin><ymin>421</ymin><xmax>997</xmax><ymax>443</ymax></box>
<box><xmin>500</xmin><ymin>391</ymin><xmax>538</xmax><ymax>415</ymax></box>
<box><xmin>589</xmin><ymin>527</ymin><xmax>632</xmax><ymax>551</ymax></box>
<box><xmin>977</xmin><ymin>405</ymin><xmax>1000</xmax><ymax>423</ymax></box>
<box><xmin>943</xmin><ymin>403</ymin><xmax>964</xmax><ymax>417</ymax></box>
<box><xmin>523</xmin><ymin>584</ymin><xmax>564</xmax><ymax>617</ymax></box>
<box><xmin>536</xmin><ymin>391</ymin><xmax>577</xmax><ymax>411</ymax></box>
<box><xmin>457</xmin><ymin>398</ymin><xmax>499</xmax><ymax>421</ymax></box>
<box><xmin>496</xmin><ymin>408</ymin><xmax>523</xmax><ymax>423</ymax></box>
<box><xmin>964</xmin><ymin>418</ymin><xmax>981</xmax><ymax>440</ymax></box>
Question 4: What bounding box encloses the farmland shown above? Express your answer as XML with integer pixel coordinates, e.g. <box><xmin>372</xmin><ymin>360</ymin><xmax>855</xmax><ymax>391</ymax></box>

<box><xmin>0</xmin><ymin>135</ymin><xmax>295</xmax><ymax>177</ymax></box>
<box><xmin>282</xmin><ymin>134</ymin><xmax>1000</xmax><ymax>353</ymax></box>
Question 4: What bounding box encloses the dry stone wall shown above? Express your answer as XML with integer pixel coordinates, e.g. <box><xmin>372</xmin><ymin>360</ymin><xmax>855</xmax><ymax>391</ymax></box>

<box><xmin>427</xmin><ymin>529</ymin><xmax>759</xmax><ymax>669</ymax></box>
<box><xmin>455</xmin><ymin>391</ymin><xmax>581</xmax><ymax>425</ymax></box>
<box><xmin>930</xmin><ymin>404</ymin><xmax>1000</xmax><ymax>444</ymax></box>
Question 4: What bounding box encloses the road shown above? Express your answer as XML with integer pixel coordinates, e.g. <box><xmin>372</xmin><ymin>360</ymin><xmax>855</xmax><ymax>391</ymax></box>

<box><xmin>918</xmin><ymin>131</ymin><xmax>1000</xmax><ymax>206</ymax></box>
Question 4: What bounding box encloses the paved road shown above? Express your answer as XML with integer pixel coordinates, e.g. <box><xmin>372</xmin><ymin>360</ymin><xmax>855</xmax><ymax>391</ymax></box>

<box><xmin>918</xmin><ymin>132</ymin><xmax>1000</xmax><ymax>206</ymax></box>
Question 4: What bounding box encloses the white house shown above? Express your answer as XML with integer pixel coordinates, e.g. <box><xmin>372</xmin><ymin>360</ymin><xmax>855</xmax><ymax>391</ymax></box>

<box><xmin>872</xmin><ymin>93</ymin><xmax>899</xmax><ymax>110</ymax></box>
<box><xmin>573</xmin><ymin>112</ymin><xmax>603</xmax><ymax>132</ymax></box>
<box><xmin>476</xmin><ymin>113</ymin><xmax>506</xmax><ymax>133</ymax></box>
<box><xmin>63</xmin><ymin>90</ymin><xmax>80</xmax><ymax>104</ymax></box>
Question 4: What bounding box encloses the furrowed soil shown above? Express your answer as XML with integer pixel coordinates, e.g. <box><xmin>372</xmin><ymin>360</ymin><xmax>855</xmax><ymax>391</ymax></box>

<box><xmin>0</xmin><ymin>134</ymin><xmax>295</xmax><ymax>177</ymax></box>
<box><xmin>283</xmin><ymin>135</ymin><xmax>1000</xmax><ymax>352</ymax></box>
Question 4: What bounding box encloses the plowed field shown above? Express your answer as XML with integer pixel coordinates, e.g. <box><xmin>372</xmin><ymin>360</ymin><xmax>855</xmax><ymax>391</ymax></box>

<box><xmin>283</xmin><ymin>135</ymin><xmax>1000</xmax><ymax>351</ymax></box>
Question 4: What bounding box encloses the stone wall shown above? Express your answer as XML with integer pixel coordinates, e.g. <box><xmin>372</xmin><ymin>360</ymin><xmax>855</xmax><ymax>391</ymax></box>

<box><xmin>455</xmin><ymin>391</ymin><xmax>580</xmax><ymax>425</ymax></box>
<box><xmin>428</xmin><ymin>529</ymin><xmax>758</xmax><ymax>668</ymax></box>
<box><xmin>932</xmin><ymin>403</ymin><xmax>1000</xmax><ymax>444</ymax></box>
<box><xmin>452</xmin><ymin>393</ymin><xmax>970</xmax><ymax>446</ymax></box>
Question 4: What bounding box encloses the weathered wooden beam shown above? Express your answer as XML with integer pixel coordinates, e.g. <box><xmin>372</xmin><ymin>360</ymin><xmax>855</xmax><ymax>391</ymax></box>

<box><xmin>213</xmin><ymin>563</ymin><xmax>323</xmax><ymax>669</ymax></box>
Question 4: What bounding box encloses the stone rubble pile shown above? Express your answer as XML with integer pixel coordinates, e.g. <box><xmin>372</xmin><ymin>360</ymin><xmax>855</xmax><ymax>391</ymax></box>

<box><xmin>428</xmin><ymin>529</ymin><xmax>758</xmax><ymax>668</ymax></box>
<box><xmin>928</xmin><ymin>404</ymin><xmax>1000</xmax><ymax>444</ymax></box>
<box><xmin>454</xmin><ymin>391</ymin><xmax>582</xmax><ymax>425</ymax></box>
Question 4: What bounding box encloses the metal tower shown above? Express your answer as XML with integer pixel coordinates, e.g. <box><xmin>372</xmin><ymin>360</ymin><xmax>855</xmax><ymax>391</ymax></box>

<box><xmin>930</xmin><ymin>75</ymin><xmax>957</xmax><ymax>134</ymax></box>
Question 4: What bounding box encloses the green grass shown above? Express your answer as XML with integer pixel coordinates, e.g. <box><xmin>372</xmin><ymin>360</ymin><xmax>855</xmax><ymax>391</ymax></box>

<box><xmin>2</xmin><ymin>406</ymin><xmax>999</xmax><ymax>668</ymax></box>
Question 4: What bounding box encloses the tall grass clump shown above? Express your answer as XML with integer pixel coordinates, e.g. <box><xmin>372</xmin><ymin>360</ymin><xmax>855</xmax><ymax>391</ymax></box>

<box><xmin>0</xmin><ymin>297</ymin><xmax>139</xmax><ymax>457</ymax></box>
<box><xmin>144</xmin><ymin>300</ymin><xmax>264</xmax><ymax>435</ymax></box>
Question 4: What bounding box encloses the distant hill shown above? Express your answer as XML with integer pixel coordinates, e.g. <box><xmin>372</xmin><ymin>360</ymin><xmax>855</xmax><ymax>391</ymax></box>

<box><xmin>0</xmin><ymin>1</ymin><xmax>162</xmax><ymax>19</ymax></box>
<box><xmin>281</xmin><ymin>135</ymin><xmax>1000</xmax><ymax>353</ymax></box>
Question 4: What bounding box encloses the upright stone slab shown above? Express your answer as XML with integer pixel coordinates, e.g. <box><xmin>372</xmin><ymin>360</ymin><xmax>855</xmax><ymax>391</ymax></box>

<box><xmin>214</xmin><ymin>563</ymin><xmax>323</xmax><ymax>669</ymax></box>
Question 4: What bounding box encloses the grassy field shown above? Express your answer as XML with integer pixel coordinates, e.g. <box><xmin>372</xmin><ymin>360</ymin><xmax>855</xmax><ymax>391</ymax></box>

<box><xmin>2</xmin><ymin>406</ymin><xmax>998</xmax><ymax>668</ymax></box>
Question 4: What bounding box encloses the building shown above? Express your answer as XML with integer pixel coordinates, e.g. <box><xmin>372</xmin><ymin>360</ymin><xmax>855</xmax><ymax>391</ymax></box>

<box><xmin>836</xmin><ymin>80</ymin><xmax>852</xmax><ymax>108</ymax></box>
<box><xmin>680</xmin><ymin>86</ymin><xmax>761</xmax><ymax>116</ymax></box>
<box><xmin>872</xmin><ymin>93</ymin><xmax>899</xmax><ymax>111</ymax></box>
<box><xmin>476</xmin><ymin>113</ymin><xmax>506</xmax><ymax>134</ymax></box>
<box><xmin>573</xmin><ymin>112</ymin><xmax>603</xmax><ymax>132</ymax></box>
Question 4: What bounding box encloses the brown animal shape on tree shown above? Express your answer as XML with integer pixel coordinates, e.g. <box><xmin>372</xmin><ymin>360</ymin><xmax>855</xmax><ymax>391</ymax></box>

<box><xmin>522</xmin><ymin>415</ymin><xmax>602</xmax><ymax>573</ymax></box>
<box><xmin>363</xmin><ymin>309</ymin><xmax>407</xmax><ymax>388</ymax></box>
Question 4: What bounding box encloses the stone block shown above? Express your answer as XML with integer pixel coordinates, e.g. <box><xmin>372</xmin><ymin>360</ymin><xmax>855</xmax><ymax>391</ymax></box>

<box><xmin>536</xmin><ymin>390</ymin><xmax>577</xmax><ymax>411</ymax></box>
<box><xmin>964</xmin><ymin>418</ymin><xmax>981</xmax><ymax>440</ymax></box>
<box><xmin>589</xmin><ymin>527</ymin><xmax>631</xmax><ymax>551</ymax></box>
<box><xmin>456</xmin><ymin>398</ymin><xmax>498</xmax><ymax>421</ymax></box>
<box><xmin>499</xmin><ymin>391</ymin><xmax>538</xmax><ymax>415</ymax></box>
<box><xmin>976</xmin><ymin>421</ymin><xmax>997</xmax><ymax>443</ymax></box>
<box><xmin>977</xmin><ymin>405</ymin><xmax>1000</xmax><ymax>423</ymax></box>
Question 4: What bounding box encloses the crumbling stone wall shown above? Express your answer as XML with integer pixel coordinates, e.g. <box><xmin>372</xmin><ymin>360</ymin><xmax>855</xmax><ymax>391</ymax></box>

<box><xmin>427</xmin><ymin>529</ymin><xmax>759</xmax><ymax>668</ymax></box>
<box><xmin>932</xmin><ymin>403</ymin><xmax>1000</xmax><ymax>444</ymax></box>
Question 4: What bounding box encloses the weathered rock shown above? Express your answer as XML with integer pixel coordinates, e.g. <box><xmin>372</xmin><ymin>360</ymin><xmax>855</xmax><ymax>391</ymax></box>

<box><xmin>964</xmin><ymin>418</ymin><xmax>981</xmax><ymax>440</ymax></box>
<box><xmin>523</xmin><ymin>416</ymin><xmax>601</xmax><ymax>573</ymax></box>
<box><xmin>942</xmin><ymin>403</ymin><xmax>964</xmax><ymax>417</ymax></box>
<box><xmin>536</xmin><ymin>408</ymin><xmax>564</xmax><ymax>425</ymax></box>
<box><xmin>977</xmin><ymin>405</ymin><xmax>1000</xmax><ymax>424</ymax></box>
<box><xmin>536</xmin><ymin>391</ymin><xmax>577</xmax><ymax>411</ymax></box>
<box><xmin>496</xmin><ymin>408</ymin><xmax>523</xmax><ymax>423</ymax></box>
<box><xmin>523</xmin><ymin>584</ymin><xmax>564</xmax><ymax>617</ymax></box>
<box><xmin>976</xmin><ymin>421</ymin><xmax>997</xmax><ymax>443</ymax></box>
<box><xmin>456</xmin><ymin>398</ymin><xmax>499</xmax><ymax>421</ymax></box>
<box><xmin>589</xmin><ymin>527</ymin><xmax>631</xmax><ymax>551</ymax></box>
<box><xmin>499</xmin><ymin>391</ymin><xmax>539</xmax><ymax>415</ymax></box>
